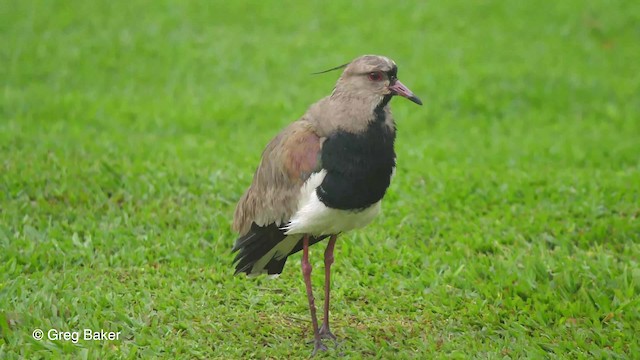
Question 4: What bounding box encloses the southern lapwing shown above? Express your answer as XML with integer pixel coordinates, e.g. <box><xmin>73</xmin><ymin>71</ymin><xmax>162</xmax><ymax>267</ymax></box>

<box><xmin>232</xmin><ymin>55</ymin><xmax>421</xmax><ymax>354</ymax></box>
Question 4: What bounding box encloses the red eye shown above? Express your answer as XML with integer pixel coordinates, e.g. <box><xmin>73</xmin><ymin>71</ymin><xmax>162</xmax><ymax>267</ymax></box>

<box><xmin>368</xmin><ymin>72</ymin><xmax>383</xmax><ymax>81</ymax></box>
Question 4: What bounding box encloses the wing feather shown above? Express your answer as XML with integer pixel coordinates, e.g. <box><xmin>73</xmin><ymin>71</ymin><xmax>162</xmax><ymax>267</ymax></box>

<box><xmin>233</xmin><ymin>120</ymin><xmax>322</xmax><ymax>236</ymax></box>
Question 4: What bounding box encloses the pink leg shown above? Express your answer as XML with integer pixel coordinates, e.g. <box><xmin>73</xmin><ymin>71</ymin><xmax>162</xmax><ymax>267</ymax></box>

<box><xmin>301</xmin><ymin>235</ymin><xmax>327</xmax><ymax>355</ymax></box>
<box><xmin>319</xmin><ymin>235</ymin><xmax>338</xmax><ymax>343</ymax></box>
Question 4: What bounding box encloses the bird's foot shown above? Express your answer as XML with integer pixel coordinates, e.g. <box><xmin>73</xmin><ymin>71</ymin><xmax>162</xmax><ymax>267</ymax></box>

<box><xmin>319</xmin><ymin>324</ymin><xmax>338</xmax><ymax>346</ymax></box>
<box><xmin>311</xmin><ymin>338</ymin><xmax>328</xmax><ymax>356</ymax></box>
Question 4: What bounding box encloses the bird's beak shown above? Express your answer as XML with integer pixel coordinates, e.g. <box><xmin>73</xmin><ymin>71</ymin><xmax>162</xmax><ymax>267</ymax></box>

<box><xmin>388</xmin><ymin>80</ymin><xmax>422</xmax><ymax>105</ymax></box>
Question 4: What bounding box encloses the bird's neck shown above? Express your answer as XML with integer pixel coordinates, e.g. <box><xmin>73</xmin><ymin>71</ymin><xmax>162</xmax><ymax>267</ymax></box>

<box><xmin>331</xmin><ymin>89</ymin><xmax>388</xmax><ymax>113</ymax></box>
<box><xmin>312</xmin><ymin>92</ymin><xmax>394</xmax><ymax>135</ymax></box>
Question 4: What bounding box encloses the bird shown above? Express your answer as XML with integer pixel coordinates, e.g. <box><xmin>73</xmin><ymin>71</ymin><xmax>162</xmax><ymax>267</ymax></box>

<box><xmin>231</xmin><ymin>54</ymin><xmax>422</xmax><ymax>355</ymax></box>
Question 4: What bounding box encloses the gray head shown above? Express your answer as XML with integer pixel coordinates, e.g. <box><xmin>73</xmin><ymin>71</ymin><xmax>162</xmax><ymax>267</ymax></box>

<box><xmin>332</xmin><ymin>55</ymin><xmax>422</xmax><ymax>106</ymax></box>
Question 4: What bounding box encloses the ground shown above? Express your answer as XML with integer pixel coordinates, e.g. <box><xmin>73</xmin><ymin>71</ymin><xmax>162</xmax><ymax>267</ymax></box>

<box><xmin>1</xmin><ymin>0</ymin><xmax>639</xmax><ymax>358</ymax></box>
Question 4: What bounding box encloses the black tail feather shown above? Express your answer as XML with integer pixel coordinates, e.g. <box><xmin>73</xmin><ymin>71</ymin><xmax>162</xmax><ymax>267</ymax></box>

<box><xmin>232</xmin><ymin>223</ymin><xmax>328</xmax><ymax>276</ymax></box>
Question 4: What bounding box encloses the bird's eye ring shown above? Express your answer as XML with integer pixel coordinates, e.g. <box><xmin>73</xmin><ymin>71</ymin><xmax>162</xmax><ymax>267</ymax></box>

<box><xmin>368</xmin><ymin>72</ymin><xmax>384</xmax><ymax>81</ymax></box>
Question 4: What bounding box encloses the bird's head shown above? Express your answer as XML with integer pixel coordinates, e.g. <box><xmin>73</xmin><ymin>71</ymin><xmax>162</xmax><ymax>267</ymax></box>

<box><xmin>331</xmin><ymin>55</ymin><xmax>422</xmax><ymax>106</ymax></box>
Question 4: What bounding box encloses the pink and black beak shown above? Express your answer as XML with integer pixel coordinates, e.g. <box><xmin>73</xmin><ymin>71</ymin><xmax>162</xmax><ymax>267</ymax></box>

<box><xmin>389</xmin><ymin>79</ymin><xmax>422</xmax><ymax>105</ymax></box>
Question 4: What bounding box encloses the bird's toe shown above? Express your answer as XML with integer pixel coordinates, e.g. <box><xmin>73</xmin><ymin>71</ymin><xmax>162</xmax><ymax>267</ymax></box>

<box><xmin>311</xmin><ymin>339</ymin><xmax>328</xmax><ymax>356</ymax></box>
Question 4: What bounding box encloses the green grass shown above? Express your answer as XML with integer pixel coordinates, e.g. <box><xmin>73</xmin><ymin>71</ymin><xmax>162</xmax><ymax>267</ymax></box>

<box><xmin>1</xmin><ymin>0</ymin><xmax>639</xmax><ymax>358</ymax></box>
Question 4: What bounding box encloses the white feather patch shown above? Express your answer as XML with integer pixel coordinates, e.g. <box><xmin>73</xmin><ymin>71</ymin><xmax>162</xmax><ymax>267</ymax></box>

<box><xmin>284</xmin><ymin>170</ymin><xmax>382</xmax><ymax>236</ymax></box>
<box><xmin>249</xmin><ymin>234</ymin><xmax>302</xmax><ymax>275</ymax></box>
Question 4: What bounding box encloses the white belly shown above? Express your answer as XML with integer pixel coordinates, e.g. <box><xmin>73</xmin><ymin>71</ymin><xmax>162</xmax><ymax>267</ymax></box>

<box><xmin>283</xmin><ymin>170</ymin><xmax>382</xmax><ymax>236</ymax></box>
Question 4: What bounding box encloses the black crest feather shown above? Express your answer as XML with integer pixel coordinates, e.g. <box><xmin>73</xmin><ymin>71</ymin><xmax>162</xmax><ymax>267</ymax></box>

<box><xmin>312</xmin><ymin>62</ymin><xmax>350</xmax><ymax>75</ymax></box>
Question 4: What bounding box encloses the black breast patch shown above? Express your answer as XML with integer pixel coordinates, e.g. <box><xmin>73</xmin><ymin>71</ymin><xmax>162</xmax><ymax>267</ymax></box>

<box><xmin>317</xmin><ymin>120</ymin><xmax>396</xmax><ymax>210</ymax></box>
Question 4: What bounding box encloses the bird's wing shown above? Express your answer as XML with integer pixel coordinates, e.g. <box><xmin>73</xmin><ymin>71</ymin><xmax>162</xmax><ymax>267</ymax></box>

<box><xmin>233</xmin><ymin>120</ymin><xmax>323</xmax><ymax>236</ymax></box>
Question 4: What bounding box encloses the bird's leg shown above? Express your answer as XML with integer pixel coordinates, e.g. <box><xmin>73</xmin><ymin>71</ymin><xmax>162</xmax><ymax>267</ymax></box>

<box><xmin>302</xmin><ymin>234</ymin><xmax>327</xmax><ymax>355</ymax></box>
<box><xmin>319</xmin><ymin>235</ymin><xmax>338</xmax><ymax>343</ymax></box>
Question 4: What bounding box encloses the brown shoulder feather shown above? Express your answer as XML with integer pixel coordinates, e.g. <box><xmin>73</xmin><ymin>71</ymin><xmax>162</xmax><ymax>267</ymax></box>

<box><xmin>233</xmin><ymin>120</ymin><xmax>322</xmax><ymax>235</ymax></box>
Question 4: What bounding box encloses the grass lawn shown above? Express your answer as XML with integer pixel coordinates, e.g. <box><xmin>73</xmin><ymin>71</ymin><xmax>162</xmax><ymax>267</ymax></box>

<box><xmin>1</xmin><ymin>0</ymin><xmax>639</xmax><ymax>358</ymax></box>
